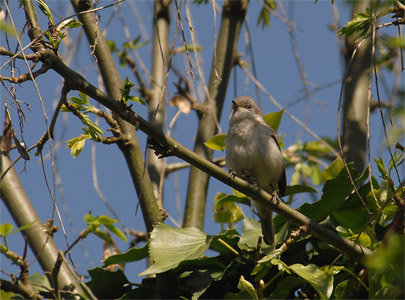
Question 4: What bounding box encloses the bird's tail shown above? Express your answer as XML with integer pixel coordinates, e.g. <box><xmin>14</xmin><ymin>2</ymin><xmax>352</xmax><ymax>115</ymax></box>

<box><xmin>255</xmin><ymin>201</ymin><xmax>275</xmax><ymax>245</ymax></box>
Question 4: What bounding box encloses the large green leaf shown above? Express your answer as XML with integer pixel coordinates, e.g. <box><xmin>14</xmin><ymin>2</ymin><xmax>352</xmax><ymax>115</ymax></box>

<box><xmin>289</xmin><ymin>264</ymin><xmax>334</xmax><ymax>300</ymax></box>
<box><xmin>296</xmin><ymin>164</ymin><xmax>359</xmax><ymax>222</ymax></box>
<box><xmin>139</xmin><ymin>224</ymin><xmax>212</xmax><ymax>276</ymax></box>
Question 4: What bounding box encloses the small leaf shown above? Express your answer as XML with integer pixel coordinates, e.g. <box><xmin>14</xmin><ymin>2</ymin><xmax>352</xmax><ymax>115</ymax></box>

<box><xmin>338</xmin><ymin>11</ymin><xmax>371</xmax><ymax>41</ymax></box>
<box><xmin>104</xmin><ymin>224</ymin><xmax>127</xmax><ymax>242</ymax></box>
<box><xmin>204</xmin><ymin>133</ymin><xmax>227</xmax><ymax>151</ymax></box>
<box><xmin>237</xmin><ymin>275</ymin><xmax>258</xmax><ymax>300</ymax></box>
<box><xmin>213</xmin><ymin>193</ymin><xmax>244</xmax><ymax>225</ymax></box>
<box><xmin>103</xmin><ymin>245</ymin><xmax>148</xmax><ymax>267</ymax></box>
<box><xmin>35</xmin><ymin>0</ymin><xmax>54</xmax><ymax>25</ymax></box>
<box><xmin>374</xmin><ymin>157</ymin><xmax>388</xmax><ymax>178</ymax></box>
<box><xmin>0</xmin><ymin>224</ymin><xmax>13</xmax><ymax>238</ymax></box>
<box><xmin>216</xmin><ymin>194</ymin><xmax>252</xmax><ymax>207</ymax></box>
<box><xmin>139</xmin><ymin>224</ymin><xmax>212</xmax><ymax>276</ymax></box>
<box><xmin>66</xmin><ymin>134</ymin><xmax>90</xmax><ymax>158</ymax></box>
<box><xmin>0</xmin><ymin>221</ymin><xmax>36</xmax><ymax>238</ymax></box>
<box><xmin>263</xmin><ymin>109</ymin><xmax>284</xmax><ymax>132</ymax></box>
<box><xmin>56</xmin><ymin>18</ymin><xmax>82</xmax><ymax>31</ymax></box>
<box><xmin>97</xmin><ymin>215</ymin><xmax>117</xmax><ymax>225</ymax></box>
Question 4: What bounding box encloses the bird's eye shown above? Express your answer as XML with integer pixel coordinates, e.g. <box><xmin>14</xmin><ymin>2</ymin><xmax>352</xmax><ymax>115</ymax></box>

<box><xmin>246</xmin><ymin>105</ymin><xmax>251</xmax><ymax>109</ymax></box>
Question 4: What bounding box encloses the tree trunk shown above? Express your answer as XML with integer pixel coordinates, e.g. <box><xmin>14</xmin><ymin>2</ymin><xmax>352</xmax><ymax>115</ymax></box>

<box><xmin>183</xmin><ymin>0</ymin><xmax>248</xmax><ymax>229</ymax></box>
<box><xmin>341</xmin><ymin>0</ymin><xmax>372</xmax><ymax>172</ymax></box>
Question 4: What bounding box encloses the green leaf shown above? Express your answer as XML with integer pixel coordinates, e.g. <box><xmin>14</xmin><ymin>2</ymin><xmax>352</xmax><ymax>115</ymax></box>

<box><xmin>30</xmin><ymin>272</ymin><xmax>52</xmax><ymax>293</ymax></box>
<box><xmin>322</xmin><ymin>158</ymin><xmax>344</xmax><ymax>182</ymax></box>
<box><xmin>0</xmin><ymin>21</ymin><xmax>18</xmax><ymax>37</ymax></box>
<box><xmin>0</xmin><ymin>224</ymin><xmax>13</xmax><ymax>238</ymax></box>
<box><xmin>303</xmin><ymin>140</ymin><xmax>331</xmax><ymax>154</ymax></box>
<box><xmin>97</xmin><ymin>215</ymin><xmax>117</xmax><ymax>225</ymax></box>
<box><xmin>66</xmin><ymin>134</ymin><xmax>90</xmax><ymax>158</ymax></box>
<box><xmin>270</xmin><ymin>276</ymin><xmax>306</xmax><ymax>299</ymax></box>
<box><xmin>139</xmin><ymin>224</ymin><xmax>212</xmax><ymax>276</ymax></box>
<box><xmin>216</xmin><ymin>194</ymin><xmax>252</xmax><ymax>207</ymax></box>
<box><xmin>35</xmin><ymin>0</ymin><xmax>54</xmax><ymax>25</ymax></box>
<box><xmin>338</xmin><ymin>11</ymin><xmax>371</xmax><ymax>41</ymax></box>
<box><xmin>213</xmin><ymin>193</ymin><xmax>244</xmax><ymax>225</ymax></box>
<box><xmin>0</xmin><ymin>221</ymin><xmax>37</xmax><ymax>238</ymax></box>
<box><xmin>56</xmin><ymin>18</ymin><xmax>82</xmax><ymax>31</ymax></box>
<box><xmin>204</xmin><ymin>133</ymin><xmax>227</xmax><ymax>151</ymax></box>
<box><xmin>374</xmin><ymin>157</ymin><xmax>388</xmax><ymax>178</ymax></box>
<box><xmin>284</xmin><ymin>184</ymin><xmax>318</xmax><ymax>196</ymax></box>
<box><xmin>104</xmin><ymin>224</ymin><xmax>127</xmax><ymax>242</ymax></box>
<box><xmin>209</xmin><ymin>228</ymin><xmax>240</xmax><ymax>255</ymax></box>
<box><xmin>289</xmin><ymin>263</ymin><xmax>334</xmax><ymax>300</ymax></box>
<box><xmin>296</xmin><ymin>163</ymin><xmax>359</xmax><ymax>222</ymax></box>
<box><xmin>237</xmin><ymin>276</ymin><xmax>258</xmax><ymax>300</ymax></box>
<box><xmin>86</xmin><ymin>267</ymin><xmax>131</xmax><ymax>299</ymax></box>
<box><xmin>103</xmin><ymin>245</ymin><xmax>149</xmax><ymax>267</ymax></box>
<box><xmin>257</xmin><ymin>0</ymin><xmax>276</xmax><ymax>30</ymax></box>
<box><xmin>263</xmin><ymin>109</ymin><xmax>284</xmax><ymax>132</ymax></box>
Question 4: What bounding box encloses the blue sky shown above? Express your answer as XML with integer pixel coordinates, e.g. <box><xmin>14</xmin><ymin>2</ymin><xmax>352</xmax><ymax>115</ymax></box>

<box><xmin>1</xmin><ymin>0</ymin><xmax>403</xmax><ymax>285</ymax></box>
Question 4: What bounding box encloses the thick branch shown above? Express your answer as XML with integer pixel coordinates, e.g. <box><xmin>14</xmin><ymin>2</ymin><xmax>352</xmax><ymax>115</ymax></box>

<box><xmin>70</xmin><ymin>0</ymin><xmax>163</xmax><ymax>233</ymax></box>
<box><xmin>148</xmin><ymin>0</ymin><xmax>171</xmax><ymax>202</ymax></box>
<box><xmin>341</xmin><ymin>0</ymin><xmax>372</xmax><ymax>172</ymax></box>
<box><xmin>0</xmin><ymin>153</ymin><xmax>84</xmax><ymax>295</ymax></box>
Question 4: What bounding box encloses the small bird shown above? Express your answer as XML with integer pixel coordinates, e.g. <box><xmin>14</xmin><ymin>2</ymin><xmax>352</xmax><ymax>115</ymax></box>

<box><xmin>225</xmin><ymin>96</ymin><xmax>286</xmax><ymax>245</ymax></box>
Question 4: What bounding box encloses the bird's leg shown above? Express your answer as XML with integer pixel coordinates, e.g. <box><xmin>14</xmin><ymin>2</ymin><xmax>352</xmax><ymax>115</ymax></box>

<box><xmin>271</xmin><ymin>190</ymin><xmax>280</xmax><ymax>205</ymax></box>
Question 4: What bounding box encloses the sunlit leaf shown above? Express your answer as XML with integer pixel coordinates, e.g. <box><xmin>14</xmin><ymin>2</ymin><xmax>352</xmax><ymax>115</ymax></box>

<box><xmin>322</xmin><ymin>158</ymin><xmax>344</xmax><ymax>182</ymax></box>
<box><xmin>237</xmin><ymin>276</ymin><xmax>258</xmax><ymax>300</ymax></box>
<box><xmin>139</xmin><ymin>224</ymin><xmax>212</xmax><ymax>276</ymax></box>
<box><xmin>66</xmin><ymin>134</ymin><xmax>90</xmax><ymax>158</ymax></box>
<box><xmin>263</xmin><ymin>109</ymin><xmax>284</xmax><ymax>132</ymax></box>
<box><xmin>213</xmin><ymin>193</ymin><xmax>244</xmax><ymax>225</ymax></box>
<box><xmin>0</xmin><ymin>224</ymin><xmax>13</xmax><ymax>238</ymax></box>
<box><xmin>104</xmin><ymin>224</ymin><xmax>127</xmax><ymax>242</ymax></box>
<box><xmin>289</xmin><ymin>263</ymin><xmax>334</xmax><ymax>300</ymax></box>
<box><xmin>204</xmin><ymin>133</ymin><xmax>227</xmax><ymax>151</ymax></box>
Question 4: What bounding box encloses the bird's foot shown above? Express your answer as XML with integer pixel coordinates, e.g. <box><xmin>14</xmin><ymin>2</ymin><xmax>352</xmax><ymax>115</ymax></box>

<box><xmin>228</xmin><ymin>169</ymin><xmax>237</xmax><ymax>179</ymax></box>
<box><xmin>241</xmin><ymin>169</ymin><xmax>259</xmax><ymax>187</ymax></box>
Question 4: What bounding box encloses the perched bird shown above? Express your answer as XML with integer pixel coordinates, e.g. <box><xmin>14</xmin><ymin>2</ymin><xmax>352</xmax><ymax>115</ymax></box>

<box><xmin>225</xmin><ymin>96</ymin><xmax>286</xmax><ymax>245</ymax></box>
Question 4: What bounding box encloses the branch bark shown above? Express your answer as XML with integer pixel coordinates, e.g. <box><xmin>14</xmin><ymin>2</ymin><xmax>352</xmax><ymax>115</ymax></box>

<box><xmin>148</xmin><ymin>0</ymin><xmax>171</xmax><ymax>203</ymax></box>
<box><xmin>0</xmin><ymin>153</ymin><xmax>84</xmax><ymax>295</ymax></box>
<box><xmin>183</xmin><ymin>0</ymin><xmax>248</xmax><ymax>229</ymax></box>
<box><xmin>70</xmin><ymin>0</ymin><xmax>163</xmax><ymax>234</ymax></box>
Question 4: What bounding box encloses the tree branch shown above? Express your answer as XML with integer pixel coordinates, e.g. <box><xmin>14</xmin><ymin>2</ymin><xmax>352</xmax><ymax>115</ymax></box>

<box><xmin>70</xmin><ymin>0</ymin><xmax>163</xmax><ymax>234</ymax></box>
